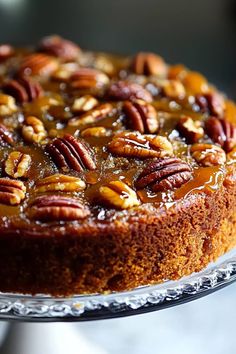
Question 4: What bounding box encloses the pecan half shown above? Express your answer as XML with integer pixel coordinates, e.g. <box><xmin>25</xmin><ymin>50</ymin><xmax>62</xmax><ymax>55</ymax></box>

<box><xmin>19</xmin><ymin>53</ymin><xmax>58</xmax><ymax>77</ymax></box>
<box><xmin>0</xmin><ymin>44</ymin><xmax>14</xmax><ymax>62</ymax></box>
<box><xmin>135</xmin><ymin>158</ymin><xmax>192</xmax><ymax>192</ymax></box>
<box><xmin>70</xmin><ymin>68</ymin><xmax>109</xmax><ymax>89</ymax></box>
<box><xmin>3</xmin><ymin>77</ymin><xmax>43</xmax><ymax>103</ymax></box>
<box><xmin>5</xmin><ymin>151</ymin><xmax>31</xmax><ymax>178</ymax></box>
<box><xmin>99</xmin><ymin>180</ymin><xmax>140</xmax><ymax>209</ymax></box>
<box><xmin>0</xmin><ymin>124</ymin><xmax>13</xmax><ymax>145</ymax></box>
<box><xmin>176</xmin><ymin>116</ymin><xmax>204</xmax><ymax>143</ymax></box>
<box><xmin>123</xmin><ymin>100</ymin><xmax>159</xmax><ymax>134</ymax></box>
<box><xmin>46</xmin><ymin>134</ymin><xmax>96</xmax><ymax>172</ymax></box>
<box><xmin>0</xmin><ymin>94</ymin><xmax>17</xmax><ymax>116</ymax></box>
<box><xmin>0</xmin><ymin>178</ymin><xmax>26</xmax><ymax>205</ymax></box>
<box><xmin>195</xmin><ymin>92</ymin><xmax>225</xmax><ymax>117</ymax></box>
<box><xmin>205</xmin><ymin>117</ymin><xmax>236</xmax><ymax>152</ymax></box>
<box><xmin>191</xmin><ymin>143</ymin><xmax>226</xmax><ymax>166</ymax></box>
<box><xmin>38</xmin><ymin>35</ymin><xmax>80</xmax><ymax>61</ymax></box>
<box><xmin>71</xmin><ymin>95</ymin><xmax>98</xmax><ymax>113</ymax></box>
<box><xmin>107</xmin><ymin>81</ymin><xmax>153</xmax><ymax>102</ymax></box>
<box><xmin>22</xmin><ymin>116</ymin><xmax>47</xmax><ymax>143</ymax></box>
<box><xmin>130</xmin><ymin>52</ymin><xmax>167</xmax><ymax>77</ymax></box>
<box><xmin>69</xmin><ymin>103</ymin><xmax>113</xmax><ymax>127</ymax></box>
<box><xmin>108</xmin><ymin>131</ymin><xmax>173</xmax><ymax>158</ymax></box>
<box><xmin>35</xmin><ymin>174</ymin><xmax>86</xmax><ymax>193</ymax></box>
<box><xmin>29</xmin><ymin>195</ymin><xmax>90</xmax><ymax>221</ymax></box>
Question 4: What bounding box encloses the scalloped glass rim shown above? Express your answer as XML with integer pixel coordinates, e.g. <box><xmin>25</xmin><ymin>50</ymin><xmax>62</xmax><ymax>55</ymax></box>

<box><xmin>0</xmin><ymin>249</ymin><xmax>236</xmax><ymax>322</ymax></box>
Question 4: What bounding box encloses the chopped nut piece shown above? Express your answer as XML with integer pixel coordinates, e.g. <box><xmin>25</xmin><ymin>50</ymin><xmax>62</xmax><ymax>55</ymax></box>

<box><xmin>22</xmin><ymin>116</ymin><xmax>47</xmax><ymax>143</ymax></box>
<box><xmin>0</xmin><ymin>124</ymin><xmax>13</xmax><ymax>145</ymax></box>
<box><xmin>52</xmin><ymin>62</ymin><xmax>79</xmax><ymax>81</ymax></box>
<box><xmin>162</xmin><ymin>80</ymin><xmax>186</xmax><ymax>99</ymax></box>
<box><xmin>0</xmin><ymin>178</ymin><xmax>26</xmax><ymax>205</ymax></box>
<box><xmin>5</xmin><ymin>151</ymin><xmax>31</xmax><ymax>178</ymax></box>
<box><xmin>72</xmin><ymin>95</ymin><xmax>98</xmax><ymax>113</ymax></box>
<box><xmin>131</xmin><ymin>52</ymin><xmax>167</xmax><ymax>77</ymax></box>
<box><xmin>38</xmin><ymin>35</ymin><xmax>80</xmax><ymax>61</ymax></box>
<box><xmin>46</xmin><ymin>134</ymin><xmax>96</xmax><ymax>172</ymax></box>
<box><xmin>205</xmin><ymin>117</ymin><xmax>236</xmax><ymax>152</ymax></box>
<box><xmin>99</xmin><ymin>180</ymin><xmax>140</xmax><ymax>209</ymax></box>
<box><xmin>19</xmin><ymin>53</ymin><xmax>58</xmax><ymax>77</ymax></box>
<box><xmin>183</xmin><ymin>71</ymin><xmax>209</xmax><ymax>95</ymax></box>
<box><xmin>70</xmin><ymin>68</ymin><xmax>109</xmax><ymax>89</ymax></box>
<box><xmin>3</xmin><ymin>77</ymin><xmax>43</xmax><ymax>103</ymax></box>
<box><xmin>35</xmin><ymin>174</ymin><xmax>86</xmax><ymax>193</ymax></box>
<box><xmin>107</xmin><ymin>81</ymin><xmax>153</xmax><ymax>102</ymax></box>
<box><xmin>94</xmin><ymin>55</ymin><xmax>115</xmax><ymax>76</ymax></box>
<box><xmin>0</xmin><ymin>94</ymin><xmax>17</xmax><ymax>116</ymax></box>
<box><xmin>177</xmin><ymin>116</ymin><xmax>204</xmax><ymax>143</ymax></box>
<box><xmin>168</xmin><ymin>64</ymin><xmax>187</xmax><ymax>80</ymax></box>
<box><xmin>29</xmin><ymin>195</ymin><xmax>90</xmax><ymax>221</ymax></box>
<box><xmin>81</xmin><ymin>126</ymin><xmax>109</xmax><ymax>137</ymax></box>
<box><xmin>191</xmin><ymin>143</ymin><xmax>226</xmax><ymax>166</ymax></box>
<box><xmin>108</xmin><ymin>131</ymin><xmax>173</xmax><ymax>158</ymax></box>
<box><xmin>135</xmin><ymin>158</ymin><xmax>192</xmax><ymax>191</ymax></box>
<box><xmin>123</xmin><ymin>100</ymin><xmax>159</xmax><ymax>134</ymax></box>
<box><xmin>69</xmin><ymin>103</ymin><xmax>113</xmax><ymax>126</ymax></box>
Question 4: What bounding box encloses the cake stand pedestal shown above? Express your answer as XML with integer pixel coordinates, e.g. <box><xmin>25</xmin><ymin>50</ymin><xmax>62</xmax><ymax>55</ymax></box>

<box><xmin>0</xmin><ymin>249</ymin><xmax>235</xmax><ymax>354</ymax></box>
<box><xmin>0</xmin><ymin>323</ymin><xmax>107</xmax><ymax>354</ymax></box>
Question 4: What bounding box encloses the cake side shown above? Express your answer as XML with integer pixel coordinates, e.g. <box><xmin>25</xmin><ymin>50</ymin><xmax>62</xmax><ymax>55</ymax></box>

<box><xmin>0</xmin><ymin>168</ymin><xmax>235</xmax><ymax>296</ymax></box>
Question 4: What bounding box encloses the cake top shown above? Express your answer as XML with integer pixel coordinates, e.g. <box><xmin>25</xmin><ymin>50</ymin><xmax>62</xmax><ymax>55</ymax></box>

<box><xmin>0</xmin><ymin>35</ymin><xmax>236</xmax><ymax>226</ymax></box>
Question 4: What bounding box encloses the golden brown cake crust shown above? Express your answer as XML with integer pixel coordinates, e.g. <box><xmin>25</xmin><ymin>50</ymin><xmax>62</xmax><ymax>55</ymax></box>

<box><xmin>0</xmin><ymin>36</ymin><xmax>236</xmax><ymax>295</ymax></box>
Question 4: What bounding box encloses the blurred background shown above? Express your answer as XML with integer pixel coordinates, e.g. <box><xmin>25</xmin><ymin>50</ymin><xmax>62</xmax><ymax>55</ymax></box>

<box><xmin>0</xmin><ymin>0</ymin><xmax>236</xmax><ymax>353</ymax></box>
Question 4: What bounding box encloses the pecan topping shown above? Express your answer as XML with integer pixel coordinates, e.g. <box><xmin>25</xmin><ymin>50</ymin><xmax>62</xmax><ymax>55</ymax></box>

<box><xmin>0</xmin><ymin>178</ymin><xmax>26</xmax><ymax>205</ymax></box>
<box><xmin>99</xmin><ymin>181</ymin><xmax>140</xmax><ymax>209</ymax></box>
<box><xmin>0</xmin><ymin>124</ymin><xmax>13</xmax><ymax>145</ymax></box>
<box><xmin>22</xmin><ymin>116</ymin><xmax>47</xmax><ymax>143</ymax></box>
<box><xmin>19</xmin><ymin>53</ymin><xmax>58</xmax><ymax>77</ymax></box>
<box><xmin>162</xmin><ymin>80</ymin><xmax>186</xmax><ymax>99</ymax></box>
<box><xmin>29</xmin><ymin>195</ymin><xmax>90</xmax><ymax>221</ymax></box>
<box><xmin>107</xmin><ymin>81</ymin><xmax>153</xmax><ymax>102</ymax></box>
<box><xmin>70</xmin><ymin>68</ymin><xmax>109</xmax><ymax>89</ymax></box>
<box><xmin>191</xmin><ymin>143</ymin><xmax>226</xmax><ymax>166</ymax></box>
<box><xmin>123</xmin><ymin>100</ymin><xmax>159</xmax><ymax>134</ymax></box>
<box><xmin>205</xmin><ymin>117</ymin><xmax>236</xmax><ymax>152</ymax></box>
<box><xmin>69</xmin><ymin>103</ymin><xmax>113</xmax><ymax>127</ymax></box>
<box><xmin>0</xmin><ymin>94</ymin><xmax>17</xmax><ymax>116</ymax></box>
<box><xmin>81</xmin><ymin>126</ymin><xmax>110</xmax><ymax>137</ymax></box>
<box><xmin>38</xmin><ymin>35</ymin><xmax>80</xmax><ymax>61</ymax></box>
<box><xmin>0</xmin><ymin>44</ymin><xmax>14</xmax><ymax>62</ymax></box>
<box><xmin>108</xmin><ymin>131</ymin><xmax>173</xmax><ymax>158</ymax></box>
<box><xmin>131</xmin><ymin>52</ymin><xmax>167</xmax><ymax>77</ymax></box>
<box><xmin>35</xmin><ymin>174</ymin><xmax>86</xmax><ymax>193</ymax></box>
<box><xmin>71</xmin><ymin>95</ymin><xmax>98</xmax><ymax>113</ymax></box>
<box><xmin>196</xmin><ymin>92</ymin><xmax>225</xmax><ymax>117</ymax></box>
<box><xmin>5</xmin><ymin>151</ymin><xmax>31</xmax><ymax>178</ymax></box>
<box><xmin>46</xmin><ymin>134</ymin><xmax>96</xmax><ymax>172</ymax></box>
<box><xmin>177</xmin><ymin>116</ymin><xmax>204</xmax><ymax>143</ymax></box>
<box><xmin>135</xmin><ymin>158</ymin><xmax>192</xmax><ymax>192</ymax></box>
<box><xmin>3</xmin><ymin>77</ymin><xmax>43</xmax><ymax>103</ymax></box>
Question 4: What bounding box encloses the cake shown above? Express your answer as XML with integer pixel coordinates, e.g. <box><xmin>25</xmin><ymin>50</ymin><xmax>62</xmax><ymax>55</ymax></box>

<box><xmin>0</xmin><ymin>35</ymin><xmax>236</xmax><ymax>296</ymax></box>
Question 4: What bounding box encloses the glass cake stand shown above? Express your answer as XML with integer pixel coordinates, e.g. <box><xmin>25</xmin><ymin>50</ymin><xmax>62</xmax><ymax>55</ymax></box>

<box><xmin>0</xmin><ymin>248</ymin><xmax>236</xmax><ymax>354</ymax></box>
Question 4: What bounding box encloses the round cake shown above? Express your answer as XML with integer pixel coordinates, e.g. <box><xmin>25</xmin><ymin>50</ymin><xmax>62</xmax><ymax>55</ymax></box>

<box><xmin>0</xmin><ymin>36</ymin><xmax>236</xmax><ymax>296</ymax></box>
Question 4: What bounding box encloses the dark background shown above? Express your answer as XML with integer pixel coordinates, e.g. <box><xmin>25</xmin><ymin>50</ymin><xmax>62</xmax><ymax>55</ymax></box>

<box><xmin>0</xmin><ymin>0</ymin><xmax>235</xmax><ymax>97</ymax></box>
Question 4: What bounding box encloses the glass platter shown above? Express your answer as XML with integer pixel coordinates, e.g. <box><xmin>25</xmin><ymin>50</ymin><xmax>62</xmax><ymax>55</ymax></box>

<box><xmin>0</xmin><ymin>248</ymin><xmax>236</xmax><ymax>322</ymax></box>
